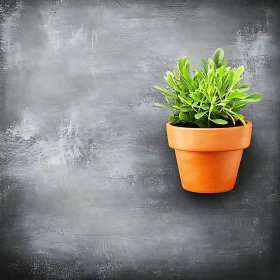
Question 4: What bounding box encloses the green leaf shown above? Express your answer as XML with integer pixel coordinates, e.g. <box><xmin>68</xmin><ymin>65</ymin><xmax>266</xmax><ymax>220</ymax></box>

<box><xmin>173</xmin><ymin>105</ymin><xmax>181</xmax><ymax>110</ymax></box>
<box><xmin>208</xmin><ymin>58</ymin><xmax>215</xmax><ymax>73</ymax></box>
<box><xmin>182</xmin><ymin>68</ymin><xmax>194</xmax><ymax>91</ymax></box>
<box><xmin>168</xmin><ymin>116</ymin><xmax>179</xmax><ymax>124</ymax></box>
<box><xmin>232</xmin><ymin>94</ymin><xmax>263</xmax><ymax>108</ymax></box>
<box><xmin>196</xmin><ymin>119</ymin><xmax>208</xmax><ymax>128</ymax></box>
<box><xmin>232</xmin><ymin>101</ymin><xmax>247</xmax><ymax>111</ymax></box>
<box><xmin>227</xmin><ymin>92</ymin><xmax>248</xmax><ymax>100</ymax></box>
<box><xmin>179</xmin><ymin>111</ymin><xmax>189</xmax><ymax>121</ymax></box>
<box><xmin>214</xmin><ymin>48</ymin><xmax>224</xmax><ymax>66</ymax></box>
<box><xmin>174</xmin><ymin>70</ymin><xmax>180</xmax><ymax>80</ymax></box>
<box><xmin>180</xmin><ymin>105</ymin><xmax>193</xmax><ymax>112</ymax></box>
<box><xmin>154</xmin><ymin>103</ymin><xmax>172</xmax><ymax>109</ymax></box>
<box><xmin>233</xmin><ymin>66</ymin><xmax>244</xmax><ymax>84</ymax></box>
<box><xmin>195</xmin><ymin>111</ymin><xmax>207</xmax><ymax>119</ymax></box>
<box><xmin>207</xmin><ymin>84</ymin><xmax>214</xmax><ymax>95</ymax></box>
<box><xmin>224</xmin><ymin>109</ymin><xmax>246</xmax><ymax>126</ymax></box>
<box><xmin>200</xmin><ymin>58</ymin><xmax>207</xmax><ymax>74</ymax></box>
<box><xmin>175</xmin><ymin>98</ymin><xmax>182</xmax><ymax>107</ymax></box>
<box><xmin>184</xmin><ymin>60</ymin><xmax>190</xmax><ymax>73</ymax></box>
<box><xmin>192</xmin><ymin>81</ymin><xmax>198</xmax><ymax>90</ymax></box>
<box><xmin>211</xmin><ymin>108</ymin><xmax>221</xmax><ymax>118</ymax></box>
<box><xmin>233</xmin><ymin>113</ymin><xmax>246</xmax><ymax>125</ymax></box>
<box><xmin>211</xmin><ymin>119</ymin><xmax>228</xmax><ymax>125</ymax></box>
<box><xmin>154</xmin><ymin>86</ymin><xmax>176</xmax><ymax>100</ymax></box>
<box><xmin>164</xmin><ymin>73</ymin><xmax>180</xmax><ymax>92</ymax></box>
<box><xmin>223</xmin><ymin>58</ymin><xmax>228</xmax><ymax>67</ymax></box>
<box><xmin>227</xmin><ymin>70</ymin><xmax>234</xmax><ymax>87</ymax></box>
<box><xmin>217</xmin><ymin>88</ymin><xmax>226</xmax><ymax>99</ymax></box>
<box><xmin>217</xmin><ymin>79</ymin><xmax>223</xmax><ymax>90</ymax></box>
<box><xmin>217</xmin><ymin>66</ymin><xmax>224</xmax><ymax>77</ymax></box>
<box><xmin>193</xmin><ymin>68</ymin><xmax>206</xmax><ymax>77</ymax></box>
<box><xmin>188</xmin><ymin>111</ymin><xmax>195</xmax><ymax>119</ymax></box>
<box><xmin>178</xmin><ymin>57</ymin><xmax>187</xmax><ymax>74</ymax></box>
<box><xmin>211</xmin><ymin>96</ymin><xmax>217</xmax><ymax>104</ymax></box>
<box><xmin>178</xmin><ymin>95</ymin><xmax>188</xmax><ymax>104</ymax></box>
<box><xmin>201</xmin><ymin>104</ymin><xmax>210</xmax><ymax>110</ymax></box>
<box><xmin>179</xmin><ymin>76</ymin><xmax>189</xmax><ymax>89</ymax></box>
<box><xmin>154</xmin><ymin>85</ymin><xmax>167</xmax><ymax>92</ymax></box>
<box><xmin>222</xmin><ymin>109</ymin><xmax>236</xmax><ymax>125</ymax></box>
<box><xmin>232</xmin><ymin>100</ymin><xmax>247</xmax><ymax>107</ymax></box>
<box><xmin>179</xmin><ymin>94</ymin><xmax>193</xmax><ymax>105</ymax></box>
<box><xmin>191</xmin><ymin>92</ymin><xmax>202</xmax><ymax>102</ymax></box>
<box><xmin>185</xmin><ymin>97</ymin><xmax>194</xmax><ymax>104</ymax></box>
<box><xmin>166</xmin><ymin>70</ymin><xmax>174</xmax><ymax>77</ymax></box>
<box><xmin>234</xmin><ymin>84</ymin><xmax>250</xmax><ymax>92</ymax></box>
<box><xmin>244</xmin><ymin>94</ymin><xmax>263</xmax><ymax>103</ymax></box>
<box><xmin>221</xmin><ymin>112</ymin><xmax>228</xmax><ymax>118</ymax></box>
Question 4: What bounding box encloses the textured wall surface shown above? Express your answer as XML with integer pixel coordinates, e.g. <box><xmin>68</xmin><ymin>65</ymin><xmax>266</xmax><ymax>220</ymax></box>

<box><xmin>0</xmin><ymin>0</ymin><xmax>279</xmax><ymax>279</ymax></box>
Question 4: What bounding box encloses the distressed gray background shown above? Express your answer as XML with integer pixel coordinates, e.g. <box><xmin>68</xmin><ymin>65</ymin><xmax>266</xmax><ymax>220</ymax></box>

<box><xmin>0</xmin><ymin>0</ymin><xmax>279</xmax><ymax>279</ymax></box>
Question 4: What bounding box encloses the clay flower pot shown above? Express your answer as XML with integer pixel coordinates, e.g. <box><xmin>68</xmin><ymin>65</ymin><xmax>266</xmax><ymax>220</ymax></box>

<box><xmin>166</xmin><ymin>120</ymin><xmax>252</xmax><ymax>193</ymax></box>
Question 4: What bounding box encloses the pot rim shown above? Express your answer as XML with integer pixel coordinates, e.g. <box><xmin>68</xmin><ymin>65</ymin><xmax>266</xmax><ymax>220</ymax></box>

<box><xmin>166</xmin><ymin>120</ymin><xmax>253</xmax><ymax>151</ymax></box>
<box><xmin>167</xmin><ymin>120</ymin><xmax>252</xmax><ymax>131</ymax></box>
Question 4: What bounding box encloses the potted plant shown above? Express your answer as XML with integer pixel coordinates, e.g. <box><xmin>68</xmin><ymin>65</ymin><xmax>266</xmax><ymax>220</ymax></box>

<box><xmin>154</xmin><ymin>48</ymin><xmax>263</xmax><ymax>193</ymax></box>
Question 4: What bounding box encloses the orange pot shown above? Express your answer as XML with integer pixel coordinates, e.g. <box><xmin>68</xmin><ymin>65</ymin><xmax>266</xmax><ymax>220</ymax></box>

<box><xmin>166</xmin><ymin>120</ymin><xmax>252</xmax><ymax>193</ymax></box>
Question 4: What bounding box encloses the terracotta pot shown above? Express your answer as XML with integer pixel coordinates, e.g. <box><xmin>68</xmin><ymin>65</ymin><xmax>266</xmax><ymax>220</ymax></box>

<box><xmin>166</xmin><ymin>120</ymin><xmax>252</xmax><ymax>193</ymax></box>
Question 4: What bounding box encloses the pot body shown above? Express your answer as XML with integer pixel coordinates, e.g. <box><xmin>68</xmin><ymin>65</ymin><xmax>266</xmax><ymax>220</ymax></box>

<box><xmin>166</xmin><ymin>121</ymin><xmax>252</xmax><ymax>193</ymax></box>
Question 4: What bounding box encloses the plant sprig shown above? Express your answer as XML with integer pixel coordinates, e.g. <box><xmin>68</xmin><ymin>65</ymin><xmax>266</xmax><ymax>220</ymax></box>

<box><xmin>154</xmin><ymin>48</ymin><xmax>263</xmax><ymax>128</ymax></box>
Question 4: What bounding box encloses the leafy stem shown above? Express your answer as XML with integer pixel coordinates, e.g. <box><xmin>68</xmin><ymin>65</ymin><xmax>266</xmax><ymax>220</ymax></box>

<box><xmin>154</xmin><ymin>48</ymin><xmax>263</xmax><ymax>128</ymax></box>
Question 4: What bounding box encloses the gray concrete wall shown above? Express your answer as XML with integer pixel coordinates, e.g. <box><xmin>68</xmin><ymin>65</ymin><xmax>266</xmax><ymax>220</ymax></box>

<box><xmin>0</xmin><ymin>0</ymin><xmax>279</xmax><ymax>279</ymax></box>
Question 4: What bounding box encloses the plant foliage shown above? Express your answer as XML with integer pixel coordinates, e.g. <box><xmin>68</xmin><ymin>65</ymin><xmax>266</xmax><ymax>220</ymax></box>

<box><xmin>154</xmin><ymin>48</ymin><xmax>263</xmax><ymax>128</ymax></box>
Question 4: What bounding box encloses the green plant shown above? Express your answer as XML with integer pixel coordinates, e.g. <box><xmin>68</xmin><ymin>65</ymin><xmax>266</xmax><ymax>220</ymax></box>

<box><xmin>154</xmin><ymin>48</ymin><xmax>263</xmax><ymax>128</ymax></box>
